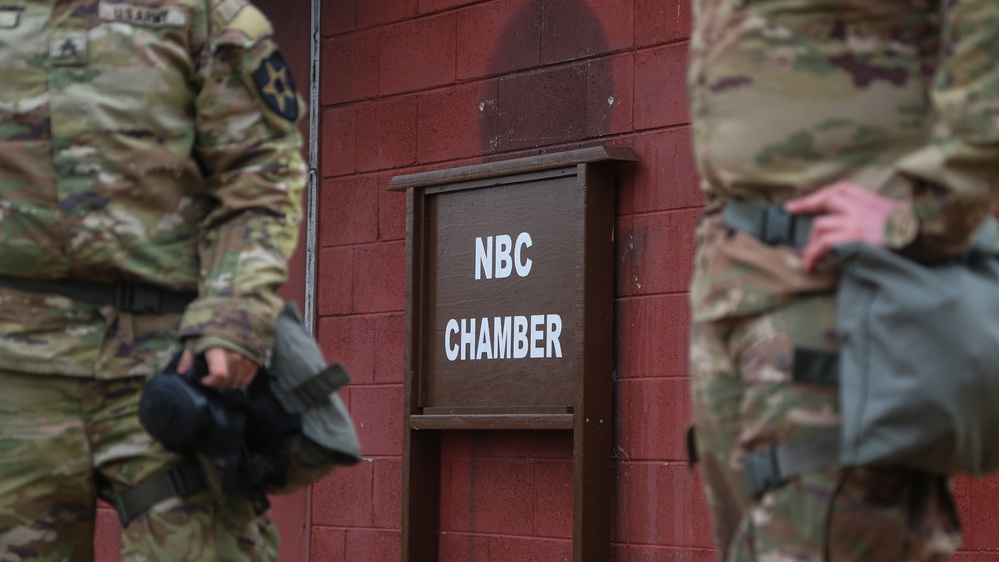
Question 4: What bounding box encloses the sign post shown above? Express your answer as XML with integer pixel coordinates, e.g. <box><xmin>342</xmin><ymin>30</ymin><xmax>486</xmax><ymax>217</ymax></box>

<box><xmin>390</xmin><ymin>146</ymin><xmax>637</xmax><ymax>561</ymax></box>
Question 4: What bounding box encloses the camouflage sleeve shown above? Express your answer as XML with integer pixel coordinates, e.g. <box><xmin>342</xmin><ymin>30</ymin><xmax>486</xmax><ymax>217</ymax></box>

<box><xmin>178</xmin><ymin>0</ymin><xmax>307</xmax><ymax>365</ymax></box>
<box><xmin>887</xmin><ymin>0</ymin><xmax>999</xmax><ymax>256</ymax></box>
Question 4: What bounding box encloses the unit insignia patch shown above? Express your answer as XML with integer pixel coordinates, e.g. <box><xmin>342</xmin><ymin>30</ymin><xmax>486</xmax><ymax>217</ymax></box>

<box><xmin>251</xmin><ymin>50</ymin><xmax>299</xmax><ymax>123</ymax></box>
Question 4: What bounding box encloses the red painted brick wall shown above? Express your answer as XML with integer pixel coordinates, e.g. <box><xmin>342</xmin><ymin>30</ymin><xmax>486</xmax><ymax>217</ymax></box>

<box><xmin>313</xmin><ymin>1</ymin><xmax>999</xmax><ymax>562</ymax></box>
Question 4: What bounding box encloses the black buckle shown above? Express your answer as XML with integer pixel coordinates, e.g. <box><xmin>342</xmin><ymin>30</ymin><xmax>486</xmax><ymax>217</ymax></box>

<box><xmin>744</xmin><ymin>447</ymin><xmax>784</xmax><ymax>497</ymax></box>
<box><xmin>759</xmin><ymin>206</ymin><xmax>796</xmax><ymax>246</ymax></box>
<box><xmin>114</xmin><ymin>282</ymin><xmax>162</xmax><ymax>314</ymax></box>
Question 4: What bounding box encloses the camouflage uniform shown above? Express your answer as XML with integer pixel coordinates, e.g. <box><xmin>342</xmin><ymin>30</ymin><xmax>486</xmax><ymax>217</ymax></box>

<box><xmin>0</xmin><ymin>0</ymin><xmax>305</xmax><ymax>559</ymax></box>
<box><xmin>687</xmin><ymin>0</ymin><xmax>999</xmax><ymax>559</ymax></box>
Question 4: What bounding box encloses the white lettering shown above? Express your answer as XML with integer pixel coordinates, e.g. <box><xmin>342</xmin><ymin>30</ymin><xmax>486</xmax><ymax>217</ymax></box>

<box><xmin>445</xmin><ymin>313</ymin><xmax>565</xmax><ymax>362</ymax></box>
<box><xmin>475</xmin><ymin>236</ymin><xmax>492</xmax><ymax>280</ymax></box>
<box><xmin>460</xmin><ymin>318</ymin><xmax>476</xmax><ymax>360</ymax></box>
<box><xmin>474</xmin><ymin>233</ymin><xmax>533</xmax><ymax>280</ymax></box>
<box><xmin>495</xmin><ymin>234</ymin><xmax>513</xmax><ymax>278</ymax></box>
<box><xmin>493</xmin><ymin>316</ymin><xmax>512</xmax><ymax>359</ymax></box>
<box><xmin>546</xmin><ymin>314</ymin><xmax>563</xmax><ymax>358</ymax></box>
<box><xmin>513</xmin><ymin>316</ymin><xmax>529</xmax><ymax>359</ymax></box>
<box><xmin>445</xmin><ymin>319</ymin><xmax>460</xmax><ymax>361</ymax></box>
<box><xmin>515</xmin><ymin>232</ymin><xmax>533</xmax><ymax>277</ymax></box>
<box><xmin>530</xmin><ymin>314</ymin><xmax>545</xmax><ymax>358</ymax></box>
<box><xmin>476</xmin><ymin>318</ymin><xmax>493</xmax><ymax>360</ymax></box>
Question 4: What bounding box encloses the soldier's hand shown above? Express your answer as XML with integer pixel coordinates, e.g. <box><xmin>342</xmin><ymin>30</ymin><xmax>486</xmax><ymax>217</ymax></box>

<box><xmin>786</xmin><ymin>181</ymin><xmax>905</xmax><ymax>271</ymax></box>
<box><xmin>177</xmin><ymin>347</ymin><xmax>260</xmax><ymax>390</ymax></box>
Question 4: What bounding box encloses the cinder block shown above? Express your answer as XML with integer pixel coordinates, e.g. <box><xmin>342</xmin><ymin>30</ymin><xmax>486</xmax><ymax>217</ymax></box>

<box><xmin>487</xmin><ymin>536</ymin><xmax>572</xmax><ymax>561</ymax></box>
<box><xmin>419</xmin><ymin>0</ymin><xmax>479</xmax><ymax>14</ymax></box>
<box><xmin>439</xmin><ymin>532</ymin><xmax>491</xmax><ymax>561</ymax></box>
<box><xmin>357</xmin><ymin>0</ymin><xmax>418</xmax><ymax>29</ymax></box>
<box><xmin>953</xmin><ymin>552</ymin><xmax>999</xmax><ymax>562</ymax></box>
<box><xmin>322</xmin><ymin>0</ymin><xmax>355</xmax><ymax>37</ymax></box>
<box><xmin>319</xmin><ymin>176</ymin><xmax>379</xmax><ymax>247</ymax></box>
<box><xmin>585</xmin><ymin>54</ymin><xmax>635</xmax><ymax>139</ymax></box>
<box><xmin>380</xmin><ymin>14</ymin><xmax>457</xmax><ymax>96</ymax></box>
<box><xmin>316</xmin><ymin>314</ymin><xmax>376</xmax><ymax>384</ymax></box>
<box><xmin>322</xmin><ymin>33</ymin><xmax>380</xmax><ymax>106</ymax></box>
<box><xmin>635</xmin><ymin>43</ymin><xmax>690</xmax><ymax>130</ymax></box>
<box><xmin>311</xmin><ymin>462</ymin><xmax>373</xmax><ymax>527</ymax></box>
<box><xmin>636</xmin><ymin>0</ymin><xmax>692</xmax><ymax>47</ymax></box>
<box><xmin>534</xmin><ymin>460</ymin><xmax>573</xmax><ymax>538</ymax></box>
<box><xmin>616</xmin><ymin>128</ymin><xmax>703</xmax><ymax>215</ymax></box>
<box><xmin>374</xmin><ymin>313</ymin><xmax>405</xmax><ymax>383</ymax></box>
<box><xmin>615</xmin><ymin>294</ymin><xmax>691</xmax><ymax>379</ymax></box>
<box><xmin>959</xmin><ymin>473</ymin><xmax>999</xmax><ymax>549</ymax></box>
<box><xmin>344</xmin><ymin>528</ymin><xmax>402</xmax><ymax>561</ymax></box>
<box><xmin>351</xmin><ymin>241</ymin><xmax>405</xmax><ymax>313</ymax></box>
<box><xmin>615</xmin><ymin>378</ymin><xmax>691</xmax><ymax>461</ymax></box>
<box><xmin>372</xmin><ymin>457</ymin><xmax>403</xmax><ymax>529</ymax></box>
<box><xmin>379</xmin><ymin>176</ymin><xmax>407</xmax><ymax>241</ymax></box>
<box><xmin>316</xmin><ymin>246</ymin><xmax>353</xmax><ymax>316</ymax></box>
<box><xmin>456</xmin><ymin>0</ymin><xmax>542</xmax><ymax>80</ymax></box>
<box><xmin>497</xmin><ymin>65</ymin><xmax>588</xmax><ymax>151</ymax></box>
<box><xmin>615</xmin><ymin>209</ymin><xmax>699</xmax><ymax>297</ymax></box>
<box><xmin>309</xmin><ymin>527</ymin><xmax>346</xmax><ymax>562</ymax></box>
<box><xmin>614</xmin><ymin>544</ymin><xmax>718</xmax><ymax>562</ymax></box>
<box><xmin>440</xmin><ymin>430</ymin><xmax>474</xmax><ymax>459</ymax></box>
<box><xmin>541</xmin><ymin>0</ymin><xmax>633</xmax><ymax>64</ymax></box>
<box><xmin>320</xmin><ymin>106</ymin><xmax>356</xmax><ymax>178</ymax></box>
<box><xmin>356</xmin><ymin>97</ymin><xmax>418</xmax><ymax>172</ymax></box>
<box><xmin>351</xmin><ymin>385</ymin><xmax>404</xmax><ymax>456</ymax></box>
<box><xmin>616</xmin><ymin>461</ymin><xmax>713</xmax><ymax>547</ymax></box>
<box><xmin>447</xmin><ymin>430</ymin><xmax>572</xmax><ymax>460</ymax></box>
<box><xmin>440</xmin><ymin>456</ymin><xmax>535</xmax><ymax>534</ymax></box>
<box><xmin>417</xmin><ymin>80</ymin><xmax>499</xmax><ymax>163</ymax></box>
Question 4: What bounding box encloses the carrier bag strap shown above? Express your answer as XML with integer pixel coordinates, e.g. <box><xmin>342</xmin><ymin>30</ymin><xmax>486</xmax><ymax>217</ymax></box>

<box><xmin>744</xmin><ymin>427</ymin><xmax>841</xmax><ymax>497</ymax></box>
<box><xmin>0</xmin><ymin>275</ymin><xmax>196</xmax><ymax>314</ymax></box>
<box><xmin>724</xmin><ymin>200</ymin><xmax>814</xmax><ymax>248</ymax></box>
<box><xmin>99</xmin><ymin>458</ymin><xmax>208</xmax><ymax>526</ymax></box>
<box><xmin>290</xmin><ymin>362</ymin><xmax>351</xmax><ymax>410</ymax></box>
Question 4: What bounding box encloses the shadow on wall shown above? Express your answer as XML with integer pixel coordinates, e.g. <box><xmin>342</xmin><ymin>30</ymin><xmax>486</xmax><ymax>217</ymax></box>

<box><xmin>482</xmin><ymin>0</ymin><xmax>613</xmax><ymax>154</ymax></box>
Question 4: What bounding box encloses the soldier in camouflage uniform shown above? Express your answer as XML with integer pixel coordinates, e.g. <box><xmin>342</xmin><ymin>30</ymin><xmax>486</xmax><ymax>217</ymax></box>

<box><xmin>0</xmin><ymin>0</ymin><xmax>305</xmax><ymax>559</ymax></box>
<box><xmin>687</xmin><ymin>0</ymin><xmax>999</xmax><ymax>560</ymax></box>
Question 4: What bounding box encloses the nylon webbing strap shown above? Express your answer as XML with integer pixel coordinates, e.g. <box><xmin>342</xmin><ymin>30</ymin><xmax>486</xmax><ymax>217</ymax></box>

<box><xmin>744</xmin><ymin>427</ymin><xmax>841</xmax><ymax>497</ymax></box>
<box><xmin>724</xmin><ymin>200</ymin><xmax>814</xmax><ymax>248</ymax></box>
<box><xmin>110</xmin><ymin>459</ymin><xmax>207</xmax><ymax>526</ymax></box>
<box><xmin>792</xmin><ymin>348</ymin><xmax>840</xmax><ymax>386</ymax></box>
<box><xmin>0</xmin><ymin>275</ymin><xmax>196</xmax><ymax>314</ymax></box>
<box><xmin>291</xmin><ymin>362</ymin><xmax>351</xmax><ymax>409</ymax></box>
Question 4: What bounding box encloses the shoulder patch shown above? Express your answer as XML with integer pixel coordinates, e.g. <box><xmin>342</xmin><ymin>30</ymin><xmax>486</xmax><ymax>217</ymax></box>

<box><xmin>249</xmin><ymin>50</ymin><xmax>300</xmax><ymax>125</ymax></box>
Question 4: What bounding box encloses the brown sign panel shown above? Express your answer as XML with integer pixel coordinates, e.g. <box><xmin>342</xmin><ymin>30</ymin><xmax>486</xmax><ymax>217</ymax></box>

<box><xmin>426</xmin><ymin>172</ymin><xmax>581</xmax><ymax>411</ymax></box>
<box><xmin>390</xmin><ymin>146</ymin><xmax>637</xmax><ymax>562</ymax></box>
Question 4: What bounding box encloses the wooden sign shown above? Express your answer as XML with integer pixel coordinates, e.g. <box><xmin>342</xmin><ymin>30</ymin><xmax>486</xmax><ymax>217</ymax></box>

<box><xmin>390</xmin><ymin>145</ymin><xmax>637</xmax><ymax>562</ymax></box>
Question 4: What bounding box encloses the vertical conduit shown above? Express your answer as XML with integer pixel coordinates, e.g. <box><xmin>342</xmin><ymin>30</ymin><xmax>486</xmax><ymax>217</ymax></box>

<box><xmin>304</xmin><ymin>0</ymin><xmax>321</xmax><ymax>334</ymax></box>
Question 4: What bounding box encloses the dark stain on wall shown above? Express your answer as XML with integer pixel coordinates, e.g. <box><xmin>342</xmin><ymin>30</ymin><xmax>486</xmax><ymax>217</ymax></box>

<box><xmin>482</xmin><ymin>0</ymin><xmax>613</xmax><ymax>154</ymax></box>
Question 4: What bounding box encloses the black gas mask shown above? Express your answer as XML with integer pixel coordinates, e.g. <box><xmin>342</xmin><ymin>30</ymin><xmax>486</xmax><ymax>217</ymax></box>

<box><xmin>138</xmin><ymin>355</ymin><xmax>300</xmax><ymax>512</ymax></box>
